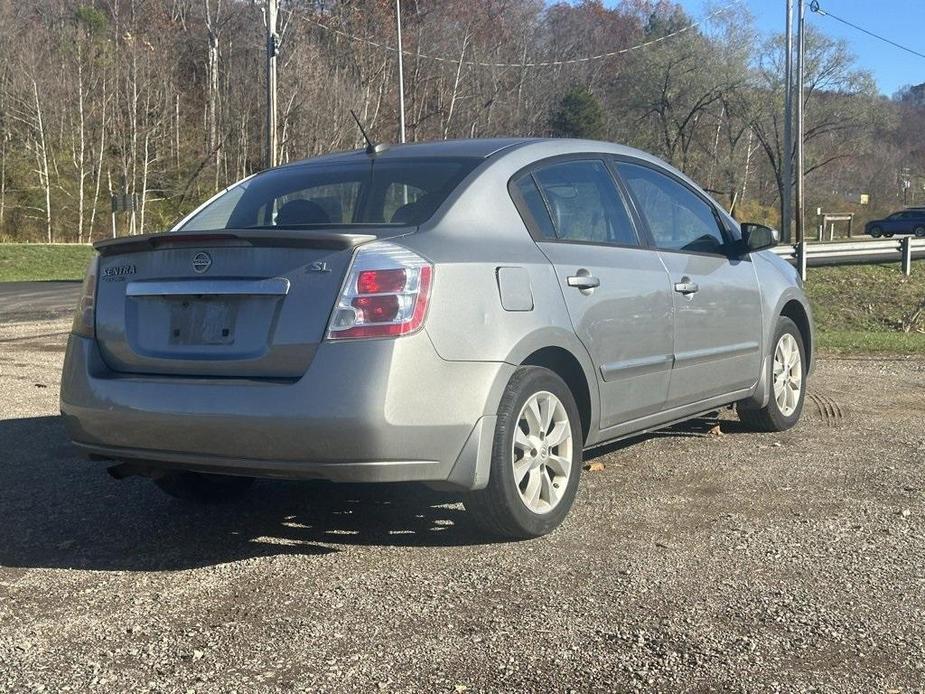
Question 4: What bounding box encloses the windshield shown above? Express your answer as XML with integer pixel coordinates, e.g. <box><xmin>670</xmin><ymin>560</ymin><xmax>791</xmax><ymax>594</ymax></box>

<box><xmin>179</xmin><ymin>157</ymin><xmax>480</xmax><ymax>232</ymax></box>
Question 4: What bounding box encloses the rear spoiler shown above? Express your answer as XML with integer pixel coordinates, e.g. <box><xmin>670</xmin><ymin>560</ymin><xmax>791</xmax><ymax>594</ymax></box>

<box><xmin>93</xmin><ymin>229</ymin><xmax>377</xmax><ymax>256</ymax></box>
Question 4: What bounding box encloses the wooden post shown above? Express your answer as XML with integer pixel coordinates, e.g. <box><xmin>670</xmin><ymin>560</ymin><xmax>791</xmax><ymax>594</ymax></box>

<box><xmin>901</xmin><ymin>236</ymin><xmax>912</xmax><ymax>276</ymax></box>
<box><xmin>797</xmin><ymin>240</ymin><xmax>807</xmax><ymax>281</ymax></box>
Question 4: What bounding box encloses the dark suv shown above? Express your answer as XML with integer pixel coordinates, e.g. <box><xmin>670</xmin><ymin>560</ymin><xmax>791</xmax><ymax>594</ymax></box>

<box><xmin>866</xmin><ymin>209</ymin><xmax>925</xmax><ymax>238</ymax></box>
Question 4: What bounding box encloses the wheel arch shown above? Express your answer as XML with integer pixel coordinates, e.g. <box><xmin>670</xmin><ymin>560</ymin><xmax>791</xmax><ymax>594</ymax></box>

<box><xmin>780</xmin><ymin>298</ymin><xmax>813</xmax><ymax>371</ymax></box>
<box><xmin>520</xmin><ymin>345</ymin><xmax>594</xmax><ymax>444</ymax></box>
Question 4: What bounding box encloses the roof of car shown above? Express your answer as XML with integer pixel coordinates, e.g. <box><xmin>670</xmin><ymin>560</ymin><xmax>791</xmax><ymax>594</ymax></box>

<box><xmin>278</xmin><ymin>138</ymin><xmax>538</xmax><ymax>168</ymax></box>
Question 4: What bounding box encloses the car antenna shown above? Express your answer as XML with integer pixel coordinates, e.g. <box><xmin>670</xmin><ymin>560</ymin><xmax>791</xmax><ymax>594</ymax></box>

<box><xmin>350</xmin><ymin>110</ymin><xmax>389</xmax><ymax>155</ymax></box>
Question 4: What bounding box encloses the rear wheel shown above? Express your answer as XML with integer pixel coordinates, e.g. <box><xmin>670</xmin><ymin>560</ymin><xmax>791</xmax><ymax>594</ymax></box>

<box><xmin>884</xmin><ymin>232</ymin><xmax>894</xmax><ymax>238</ymax></box>
<box><xmin>738</xmin><ymin>316</ymin><xmax>806</xmax><ymax>432</ymax></box>
<box><xmin>870</xmin><ymin>227</ymin><xmax>883</xmax><ymax>238</ymax></box>
<box><xmin>154</xmin><ymin>471</ymin><xmax>255</xmax><ymax>503</ymax></box>
<box><xmin>915</xmin><ymin>226</ymin><xmax>925</xmax><ymax>238</ymax></box>
<box><xmin>464</xmin><ymin>366</ymin><xmax>582</xmax><ymax>539</ymax></box>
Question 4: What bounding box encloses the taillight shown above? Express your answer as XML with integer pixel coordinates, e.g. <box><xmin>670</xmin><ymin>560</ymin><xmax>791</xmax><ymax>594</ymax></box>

<box><xmin>71</xmin><ymin>254</ymin><xmax>99</xmax><ymax>338</ymax></box>
<box><xmin>327</xmin><ymin>242</ymin><xmax>433</xmax><ymax>340</ymax></box>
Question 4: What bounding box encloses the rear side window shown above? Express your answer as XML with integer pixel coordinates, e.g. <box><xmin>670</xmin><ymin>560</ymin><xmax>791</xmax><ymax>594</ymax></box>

<box><xmin>180</xmin><ymin>158</ymin><xmax>480</xmax><ymax>232</ymax></box>
<box><xmin>532</xmin><ymin>160</ymin><xmax>639</xmax><ymax>246</ymax></box>
<box><xmin>512</xmin><ymin>175</ymin><xmax>557</xmax><ymax>240</ymax></box>
<box><xmin>617</xmin><ymin>163</ymin><xmax>725</xmax><ymax>254</ymax></box>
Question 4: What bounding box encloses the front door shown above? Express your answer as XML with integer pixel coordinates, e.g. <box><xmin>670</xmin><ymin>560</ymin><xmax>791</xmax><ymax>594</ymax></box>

<box><xmin>511</xmin><ymin>159</ymin><xmax>675</xmax><ymax>430</ymax></box>
<box><xmin>616</xmin><ymin>161</ymin><xmax>763</xmax><ymax>407</ymax></box>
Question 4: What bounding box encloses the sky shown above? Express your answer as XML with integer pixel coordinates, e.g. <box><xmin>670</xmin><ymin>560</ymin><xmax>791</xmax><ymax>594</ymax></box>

<box><xmin>674</xmin><ymin>0</ymin><xmax>925</xmax><ymax>96</ymax></box>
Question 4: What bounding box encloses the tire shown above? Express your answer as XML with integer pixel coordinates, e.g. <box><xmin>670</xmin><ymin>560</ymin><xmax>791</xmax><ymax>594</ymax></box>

<box><xmin>463</xmin><ymin>366</ymin><xmax>583</xmax><ymax>539</ymax></box>
<box><xmin>870</xmin><ymin>227</ymin><xmax>882</xmax><ymax>238</ymax></box>
<box><xmin>915</xmin><ymin>226</ymin><xmax>925</xmax><ymax>238</ymax></box>
<box><xmin>154</xmin><ymin>471</ymin><xmax>255</xmax><ymax>503</ymax></box>
<box><xmin>884</xmin><ymin>233</ymin><xmax>894</xmax><ymax>238</ymax></box>
<box><xmin>738</xmin><ymin>316</ymin><xmax>806</xmax><ymax>432</ymax></box>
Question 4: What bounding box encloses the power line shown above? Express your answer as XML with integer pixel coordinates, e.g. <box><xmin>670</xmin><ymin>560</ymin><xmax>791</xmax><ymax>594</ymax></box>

<box><xmin>291</xmin><ymin>3</ymin><xmax>741</xmax><ymax>69</ymax></box>
<box><xmin>809</xmin><ymin>0</ymin><xmax>925</xmax><ymax>61</ymax></box>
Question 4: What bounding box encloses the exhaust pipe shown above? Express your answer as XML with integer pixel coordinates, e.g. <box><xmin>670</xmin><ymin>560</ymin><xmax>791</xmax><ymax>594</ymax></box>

<box><xmin>107</xmin><ymin>461</ymin><xmax>149</xmax><ymax>480</ymax></box>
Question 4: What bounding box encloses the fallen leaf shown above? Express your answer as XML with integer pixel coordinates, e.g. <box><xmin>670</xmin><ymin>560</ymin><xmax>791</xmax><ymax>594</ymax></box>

<box><xmin>708</xmin><ymin>424</ymin><xmax>724</xmax><ymax>437</ymax></box>
<box><xmin>584</xmin><ymin>461</ymin><xmax>605</xmax><ymax>472</ymax></box>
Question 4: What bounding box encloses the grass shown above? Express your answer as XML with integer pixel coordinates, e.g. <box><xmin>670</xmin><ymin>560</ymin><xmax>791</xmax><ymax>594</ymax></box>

<box><xmin>0</xmin><ymin>243</ymin><xmax>95</xmax><ymax>282</ymax></box>
<box><xmin>805</xmin><ymin>260</ymin><xmax>925</xmax><ymax>355</ymax></box>
<box><xmin>815</xmin><ymin>330</ymin><xmax>925</xmax><ymax>354</ymax></box>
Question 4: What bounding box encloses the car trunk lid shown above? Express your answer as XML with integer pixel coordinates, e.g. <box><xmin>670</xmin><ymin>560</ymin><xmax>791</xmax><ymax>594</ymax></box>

<box><xmin>93</xmin><ymin>229</ymin><xmax>375</xmax><ymax>378</ymax></box>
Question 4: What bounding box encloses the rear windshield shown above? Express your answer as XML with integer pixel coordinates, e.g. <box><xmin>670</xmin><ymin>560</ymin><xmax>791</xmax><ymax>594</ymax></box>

<box><xmin>178</xmin><ymin>157</ymin><xmax>480</xmax><ymax>232</ymax></box>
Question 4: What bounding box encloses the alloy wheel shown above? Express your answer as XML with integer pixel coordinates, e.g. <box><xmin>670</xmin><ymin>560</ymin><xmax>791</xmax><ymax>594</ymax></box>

<box><xmin>511</xmin><ymin>390</ymin><xmax>573</xmax><ymax>514</ymax></box>
<box><xmin>772</xmin><ymin>333</ymin><xmax>803</xmax><ymax>417</ymax></box>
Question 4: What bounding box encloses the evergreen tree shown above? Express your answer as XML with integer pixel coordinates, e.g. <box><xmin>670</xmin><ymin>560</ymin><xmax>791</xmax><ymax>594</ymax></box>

<box><xmin>550</xmin><ymin>86</ymin><xmax>606</xmax><ymax>139</ymax></box>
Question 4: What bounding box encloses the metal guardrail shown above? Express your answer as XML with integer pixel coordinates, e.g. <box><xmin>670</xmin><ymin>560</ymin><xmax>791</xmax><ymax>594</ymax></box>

<box><xmin>771</xmin><ymin>237</ymin><xmax>925</xmax><ymax>279</ymax></box>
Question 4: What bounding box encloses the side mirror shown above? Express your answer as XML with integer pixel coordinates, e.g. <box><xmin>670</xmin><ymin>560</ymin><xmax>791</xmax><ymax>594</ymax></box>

<box><xmin>741</xmin><ymin>222</ymin><xmax>778</xmax><ymax>253</ymax></box>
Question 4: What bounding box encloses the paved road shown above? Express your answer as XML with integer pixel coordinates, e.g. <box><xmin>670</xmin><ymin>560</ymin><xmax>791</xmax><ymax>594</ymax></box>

<box><xmin>0</xmin><ymin>281</ymin><xmax>80</xmax><ymax>323</ymax></box>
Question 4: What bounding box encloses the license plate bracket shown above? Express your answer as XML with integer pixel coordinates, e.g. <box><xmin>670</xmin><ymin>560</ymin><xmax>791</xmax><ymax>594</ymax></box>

<box><xmin>168</xmin><ymin>297</ymin><xmax>237</xmax><ymax>346</ymax></box>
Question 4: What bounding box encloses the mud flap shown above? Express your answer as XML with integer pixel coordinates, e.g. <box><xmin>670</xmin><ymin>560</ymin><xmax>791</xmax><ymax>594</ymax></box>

<box><xmin>442</xmin><ymin>416</ymin><xmax>497</xmax><ymax>491</ymax></box>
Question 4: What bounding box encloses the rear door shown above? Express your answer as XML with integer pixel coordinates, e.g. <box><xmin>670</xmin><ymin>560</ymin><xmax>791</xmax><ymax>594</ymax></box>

<box><xmin>512</xmin><ymin>159</ymin><xmax>674</xmax><ymax>430</ymax></box>
<box><xmin>615</xmin><ymin>161</ymin><xmax>763</xmax><ymax>407</ymax></box>
<box><xmin>885</xmin><ymin>213</ymin><xmax>905</xmax><ymax>234</ymax></box>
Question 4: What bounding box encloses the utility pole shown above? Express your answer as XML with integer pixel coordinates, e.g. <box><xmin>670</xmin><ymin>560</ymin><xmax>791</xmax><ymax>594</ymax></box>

<box><xmin>395</xmin><ymin>0</ymin><xmax>406</xmax><ymax>143</ymax></box>
<box><xmin>794</xmin><ymin>0</ymin><xmax>806</xmax><ymax>243</ymax></box>
<box><xmin>782</xmin><ymin>0</ymin><xmax>794</xmax><ymax>243</ymax></box>
<box><xmin>265</xmin><ymin>0</ymin><xmax>279</xmax><ymax>168</ymax></box>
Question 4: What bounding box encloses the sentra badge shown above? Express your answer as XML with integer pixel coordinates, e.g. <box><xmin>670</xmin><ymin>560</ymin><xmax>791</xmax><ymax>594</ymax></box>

<box><xmin>103</xmin><ymin>264</ymin><xmax>136</xmax><ymax>280</ymax></box>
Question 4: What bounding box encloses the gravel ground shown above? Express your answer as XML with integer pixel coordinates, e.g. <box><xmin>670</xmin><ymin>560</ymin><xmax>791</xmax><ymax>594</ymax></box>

<box><xmin>0</xmin><ymin>311</ymin><xmax>923</xmax><ymax>693</ymax></box>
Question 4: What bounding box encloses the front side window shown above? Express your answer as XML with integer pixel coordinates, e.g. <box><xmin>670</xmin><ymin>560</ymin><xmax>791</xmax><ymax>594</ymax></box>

<box><xmin>617</xmin><ymin>163</ymin><xmax>725</xmax><ymax>254</ymax></box>
<box><xmin>531</xmin><ymin>160</ymin><xmax>639</xmax><ymax>246</ymax></box>
<box><xmin>179</xmin><ymin>158</ymin><xmax>480</xmax><ymax>232</ymax></box>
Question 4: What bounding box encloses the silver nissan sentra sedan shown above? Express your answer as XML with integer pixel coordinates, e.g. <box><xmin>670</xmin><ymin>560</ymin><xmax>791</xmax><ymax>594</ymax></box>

<box><xmin>61</xmin><ymin>138</ymin><xmax>813</xmax><ymax>538</ymax></box>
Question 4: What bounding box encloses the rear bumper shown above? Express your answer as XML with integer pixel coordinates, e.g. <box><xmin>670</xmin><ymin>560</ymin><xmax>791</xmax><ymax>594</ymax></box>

<box><xmin>60</xmin><ymin>332</ymin><xmax>511</xmax><ymax>490</ymax></box>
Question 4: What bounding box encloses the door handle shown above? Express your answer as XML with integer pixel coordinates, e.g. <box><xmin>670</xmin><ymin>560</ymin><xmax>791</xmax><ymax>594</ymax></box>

<box><xmin>673</xmin><ymin>278</ymin><xmax>699</xmax><ymax>295</ymax></box>
<box><xmin>567</xmin><ymin>275</ymin><xmax>601</xmax><ymax>290</ymax></box>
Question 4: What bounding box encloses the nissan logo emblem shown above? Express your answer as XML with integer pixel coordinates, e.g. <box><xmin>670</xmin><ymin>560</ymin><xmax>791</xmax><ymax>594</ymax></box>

<box><xmin>192</xmin><ymin>251</ymin><xmax>212</xmax><ymax>273</ymax></box>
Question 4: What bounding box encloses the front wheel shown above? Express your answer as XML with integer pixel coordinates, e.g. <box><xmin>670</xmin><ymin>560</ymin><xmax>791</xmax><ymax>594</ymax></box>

<box><xmin>464</xmin><ymin>366</ymin><xmax>583</xmax><ymax>539</ymax></box>
<box><xmin>914</xmin><ymin>226</ymin><xmax>925</xmax><ymax>238</ymax></box>
<box><xmin>738</xmin><ymin>316</ymin><xmax>806</xmax><ymax>432</ymax></box>
<box><xmin>884</xmin><ymin>232</ymin><xmax>894</xmax><ymax>238</ymax></box>
<box><xmin>869</xmin><ymin>227</ymin><xmax>883</xmax><ymax>238</ymax></box>
<box><xmin>154</xmin><ymin>471</ymin><xmax>255</xmax><ymax>503</ymax></box>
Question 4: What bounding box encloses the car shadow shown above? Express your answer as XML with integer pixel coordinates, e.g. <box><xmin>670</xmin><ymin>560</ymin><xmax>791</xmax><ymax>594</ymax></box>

<box><xmin>584</xmin><ymin>412</ymin><xmax>750</xmax><ymax>459</ymax></box>
<box><xmin>0</xmin><ymin>416</ymin><xmax>498</xmax><ymax>573</ymax></box>
<box><xmin>1</xmin><ymin>412</ymin><xmax>743</xmax><ymax>572</ymax></box>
